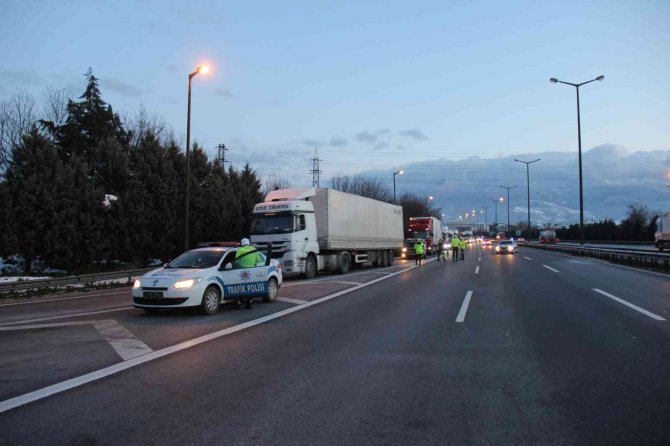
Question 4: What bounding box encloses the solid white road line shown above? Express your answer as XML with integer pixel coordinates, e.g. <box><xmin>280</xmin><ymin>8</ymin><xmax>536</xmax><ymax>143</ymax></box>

<box><xmin>524</xmin><ymin>256</ymin><xmax>533</xmax><ymax>261</ymax></box>
<box><xmin>542</xmin><ymin>265</ymin><xmax>559</xmax><ymax>273</ymax></box>
<box><xmin>593</xmin><ymin>288</ymin><xmax>666</xmax><ymax>321</ymax></box>
<box><xmin>331</xmin><ymin>281</ymin><xmax>365</xmax><ymax>286</ymax></box>
<box><xmin>0</xmin><ymin>262</ymin><xmax>421</xmax><ymax>414</ymax></box>
<box><xmin>0</xmin><ymin>306</ymin><xmax>135</xmax><ymax>327</ymax></box>
<box><xmin>475</xmin><ymin>266</ymin><xmax>480</xmax><ymax>274</ymax></box>
<box><xmin>0</xmin><ymin>290</ymin><xmax>130</xmax><ymax>307</ymax></box>
<box><xmin>276</xmin><ymin>297</ymin><xmax>309</xmax><ymax>305</ymax></box>
<box><xmin>0</xmin><ymin>319</ymin><xmax>154</xmax><ymax>361</ymax></box>
<box><xmin>456</xmin><ymin>291</ymin><xmax>474</xmax><ymax>323</ymax></box>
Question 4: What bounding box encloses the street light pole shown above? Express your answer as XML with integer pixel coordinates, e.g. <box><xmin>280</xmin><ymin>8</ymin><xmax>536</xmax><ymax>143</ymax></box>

<box><xmin>482</xmin><ymin>206</ymin><xmax>490</xmax><ymax>231</ymax></box>
<box><xmin>490</xmin><ymin>198</ymin><xmax>502</xmax><ymax>226</ymax></box>
<box><xmin>500</xmin><ymin>186</ymin><xmax>517</xmax><ymax>231</ymax></box>
<box><xmin>515</xmin><ymin>158</ymin><xmax>541</xmax><ymax>240</ymax></box>
<box><xmin>425</xmin><ymin>195</ymin><xmax>433</xmax><ymax>212</ymax></box>
<box><xmin>550</xmin><ymin>75</ymin><xmax>604</xmax><ymax>245</ymax></box>
<box><xmin>393</xmin><ymin>169</ymin><xmax>404</xmax><ymax>204</ymax></box>
<box><xmin>185</xmin><ymin>64</ymin><xmax>210</xmax><ymax>251</ymax></box>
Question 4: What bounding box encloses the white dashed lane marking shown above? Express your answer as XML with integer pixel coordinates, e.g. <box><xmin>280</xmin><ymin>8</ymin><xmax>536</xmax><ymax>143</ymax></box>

<box><xmin>456</xmin><ymin>291</ymin><xmax>474</xmax><ymax>323</ymax></box>
<box><xmin>593</xmin><ymin>289</ymin><xmax>665</xmax><ymax>321</ymax></box>
<box><xmin>542</xmin><ymin>265</ymin><xmax>559</xmax><ymax>273</ymax></box>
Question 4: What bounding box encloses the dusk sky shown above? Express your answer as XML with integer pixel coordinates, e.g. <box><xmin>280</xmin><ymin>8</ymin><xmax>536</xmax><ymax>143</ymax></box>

<box><xmin>2</xmin><ymin>0</ymin><xmax>669</xmax><ymax>186</ymax></box>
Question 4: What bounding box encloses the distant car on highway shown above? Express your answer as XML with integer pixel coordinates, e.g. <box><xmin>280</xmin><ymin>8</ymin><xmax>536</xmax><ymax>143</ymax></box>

<box><xmin>495</xmin><ymin>240</ymin><xmax>518</xmax><ymax>255</ymax></box>
<box><xmin>132</xmin><ymin>245</ymin><xmax>282</xmax><ymax>314</ymax></box>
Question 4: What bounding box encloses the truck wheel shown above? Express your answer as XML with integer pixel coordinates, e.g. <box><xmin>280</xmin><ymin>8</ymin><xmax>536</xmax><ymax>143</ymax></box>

<box><xmin>200</xmin><ymin>286</ymin><xmax>221</xmax><ymax>315</ymax></box>
<box><xmin>338</xmin><ymin>252</ymin><xmax>351</xmax><ymax>274</ymax></box>
<box><xmin>372</xmin><ymin>250</ymin><xmax>381</xmax><ymax>267</ymax></box>
<box><xmin>387</xmin><ymin>250</ymin><xmax>394</xmax><ymax>266</ymax></box>
<box><xmin>303</xmin><ymin>255</ymin><xmax>317</xmax><ymax>279</ymax></box>
<box><xmin>263</xmin><ymin>277</ymin><xmax>279</xmax><ymax>302</ymax></box>
<box><xmin>381</xmin><ymin>250</ymin><xmax>389</xmax><ymax>267</ymax></box>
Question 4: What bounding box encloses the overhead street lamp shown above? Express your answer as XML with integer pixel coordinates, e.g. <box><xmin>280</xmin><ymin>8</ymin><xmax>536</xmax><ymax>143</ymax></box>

<box><xmin>393</xmin><ymin>169</ymin><xmax>404</xmax><ymax>204</ymax></box>
<box><xmin>425</xmin><ymin>195</ymin><xmax>433</xmax><ymax>210</ymax></box>
<box><xmin>185</xmin><ymin>64</ymin><xmax>210</xmax><ymax>250</ymax></box>
<box><xmin>500</xmin><ymin>186</ymin><xmax>517</xmax><ymax>231</ymax></box>
<box><xmin>515</xmin><ymin>158</ymin><xmax>541</xmax><ymax>240</ymax></box>
<box><xmin>550</xmin><ymin>75</ymin><xmax>604</xmax><ymax>245</ymax></box>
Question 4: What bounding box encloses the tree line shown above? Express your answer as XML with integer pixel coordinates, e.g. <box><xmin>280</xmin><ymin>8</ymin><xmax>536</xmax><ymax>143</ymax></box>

<box><xmin>555</xmin><ymin>204</ymin><xmax>658</xmax><ymax>242</ymax></box>
<box><xmin>0</xmin><ymin>70</ymin><xmax>263</xmax><ymax>274</ymax></box>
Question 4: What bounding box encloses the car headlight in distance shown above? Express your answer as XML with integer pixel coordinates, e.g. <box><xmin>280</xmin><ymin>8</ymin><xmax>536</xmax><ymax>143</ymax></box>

<box><xmin>402</xmin><ymin>247</ymin><xmax>407</xmax><ymax>252</ymax></box>
<box><xmin>174</xmin><ymin>278</ymin><xmax>201</xmax><ymax>289</ymax></box>
<box><xmin>495</xmin><ymin>246</ymin><xmax>500</xmax><ymax>251</ymax></box>
<box><xmin>507</xmin><ymin>246</ymin><xmax>513</xmax><ymax>251</ymax></box>
<box><xmin>133</xmin><ymin>279</ymin><xmax>141</xmax><ymax>289</ymax></box>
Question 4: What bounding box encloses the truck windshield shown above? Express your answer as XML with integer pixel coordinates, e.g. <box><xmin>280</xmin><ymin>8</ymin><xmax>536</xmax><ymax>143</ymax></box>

<box><xmin>251</xmin><ymin>214</ymin><xmax>294</xmax><ymax>235</ymax></box>
<box><xmin>410</xmin><ymin>231</ymin><xmax>430</xmax><ymax>239</ymax></box>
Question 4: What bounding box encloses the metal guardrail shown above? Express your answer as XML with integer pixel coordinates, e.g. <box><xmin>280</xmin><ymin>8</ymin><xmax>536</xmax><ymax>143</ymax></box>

<box><xmin>520</xmin><ymin>242</ymin><xmax>670</xmax><ymax>273</ymax></box>
<box><xmin>0</xmin><ymin>268</ymin><xmax>155</xmax><ymax>293</ymax></box>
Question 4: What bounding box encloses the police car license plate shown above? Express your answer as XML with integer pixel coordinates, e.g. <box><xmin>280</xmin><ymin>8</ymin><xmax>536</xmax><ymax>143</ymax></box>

<box><xmin>143</xmin><ymin>291</ymin><xmax>163</xmax><ymax>299</ymax></box>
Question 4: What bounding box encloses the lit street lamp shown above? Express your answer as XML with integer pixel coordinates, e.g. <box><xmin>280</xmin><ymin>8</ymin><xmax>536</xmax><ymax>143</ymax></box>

<box><xmin>515</xmin><ymin>158</ymin><xmax>541</xmax><ymax>240</ymax></box>
<box><xmin>425</xmin><ymin>195</ymin><xmax>433</xmax><ymax>210</ymax></box>
<box><xmin>185</xmin><ymin>64</ymin><xmax>210</xmax><ymax>250</ymax></box>
<box><xmin>550</xmin><ymin>75</ymin><xmax>604</xmax><ymax>245</ymax></box>
<box><xmin>393</xmin><ymin>169</ymin><xmax>404</xmax><ymax>204</ymax></box>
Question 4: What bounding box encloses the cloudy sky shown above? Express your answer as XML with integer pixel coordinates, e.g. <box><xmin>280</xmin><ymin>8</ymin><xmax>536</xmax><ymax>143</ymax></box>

<box><xmin>1</xmin><ymin>0</ymin><xmax>669</xmax><ymax>192</ymax></box>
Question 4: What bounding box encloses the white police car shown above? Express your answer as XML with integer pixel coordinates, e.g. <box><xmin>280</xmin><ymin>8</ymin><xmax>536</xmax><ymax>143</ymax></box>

<box><xmin>132</xmin><ymin>245</ymin><xmax>282</xmax><ymax>315</ymax></box>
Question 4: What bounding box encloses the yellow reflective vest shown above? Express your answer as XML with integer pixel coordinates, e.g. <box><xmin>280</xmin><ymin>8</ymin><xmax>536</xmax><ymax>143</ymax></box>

<box><xmin>236</xmin><ymin>245</ymin><xmax>262</xmax><ymax>268</ymax></box>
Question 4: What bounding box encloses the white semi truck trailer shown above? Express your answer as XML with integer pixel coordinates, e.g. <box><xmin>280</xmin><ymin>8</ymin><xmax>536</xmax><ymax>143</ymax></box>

<box><xmin>250</xmin><ymin>188</ymin><xmax>404</xmax><ymax>278</ymax></box>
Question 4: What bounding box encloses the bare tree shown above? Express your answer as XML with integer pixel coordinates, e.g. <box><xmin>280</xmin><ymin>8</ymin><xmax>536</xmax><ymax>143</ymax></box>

<box><xmin>124</xmin><ymin>103</ymin><xmax>169</xmax><ymax>145</ymax></box>
<box><xmin>0</xmin><ymin>90</ymin><xmax>37</xmax><ymax>176</ymax></box>
<box><xmin>329</xmin><ymin>173</ymin><xmax>392</xmax><ymax>202</ymax></box>
<box><xmin>262</xmin><ymin>173</ymin><xmax>292</xmax><ymax>197</ymax></box>
<box><xmin>41</xmin><ymin>85</ymin><xmax>72</xmax><ymax>129</ymax></box>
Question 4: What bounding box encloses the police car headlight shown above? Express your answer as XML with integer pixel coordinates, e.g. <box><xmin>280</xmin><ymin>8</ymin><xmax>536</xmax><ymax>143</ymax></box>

<box><xmin>174</xmin><ymin>278</ymin><xmax>202</xmax><ymax>289</ymax></box>
<box><xmin>133</xmin><ymin>280</ymin><xmax>141</xmax><ymax>289</ymax></box>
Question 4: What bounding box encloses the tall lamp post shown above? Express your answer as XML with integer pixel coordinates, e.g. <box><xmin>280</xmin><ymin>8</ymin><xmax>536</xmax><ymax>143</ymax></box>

<box><xmin>482</xmin><ymin>206</ymin><xmax>490</xmax><ymax>231</ymax></box>
<box><xmin>550</xmin><ymin>75</ymin><xmax>604</xmax><ymax>245</ymax></box>
<box><xmin>393</xmin><ymin>169</ymin><xmax>404</xmax><ymax>204</ymax></box>
<box><xmin>185</xmin><ymin>64</ymin><xmax>210</xmax><ymax>250</ymax></box>
<box><xmin>490</xmin><ymin>197</ymin><xmax>503</xmax><ymax>226</ymax></box>
<box><xmin>515</xmin><ymin>158</ymin><xmax>541</xmax><ymax>240</ymax></box>
<box><xmin>500</xmin><ymin>186</ymin><xmax>516</xmax><ymax>231</ymax></box>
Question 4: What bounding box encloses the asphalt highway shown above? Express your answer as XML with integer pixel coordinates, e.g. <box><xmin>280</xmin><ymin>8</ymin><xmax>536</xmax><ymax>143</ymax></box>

<box><xmin>0</xmin><ymin>245</ymin><xmax>669</xmax><ymax>445</ymax></box>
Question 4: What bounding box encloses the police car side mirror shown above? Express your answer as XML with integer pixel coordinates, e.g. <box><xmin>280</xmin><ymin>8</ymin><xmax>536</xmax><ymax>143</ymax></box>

<box><xmin>224</xmin><ymin>263</ymin><xmax>233</xmax><ymax>271</ymax></box>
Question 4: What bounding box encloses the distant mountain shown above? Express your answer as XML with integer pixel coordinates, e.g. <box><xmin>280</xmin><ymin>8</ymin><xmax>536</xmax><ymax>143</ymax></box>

<box><xmin>361</xmin><ymin>145</ymin><xmax>670</xmax><ymax>226</ymax></box>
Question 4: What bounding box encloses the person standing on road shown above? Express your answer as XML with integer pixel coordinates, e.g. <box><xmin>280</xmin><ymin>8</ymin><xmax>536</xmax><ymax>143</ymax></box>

<box><xmin>413</xmin><ymin>239</ymin><xmax>425</xmax><ymax>266</ymax></box>
<box><xmin>459</xmin><ymin>237</ymin><xmax>466</xmax><ymax>261</ymax></box>
<box><xmin>235</xmin><ymin>238</ymin><xmax>263</xmax><ymax>308</ymax></box>
<box><xmin>451</xmin><ymin>235</ymin><xmax>460</xmax><ymax>262</ymax></box>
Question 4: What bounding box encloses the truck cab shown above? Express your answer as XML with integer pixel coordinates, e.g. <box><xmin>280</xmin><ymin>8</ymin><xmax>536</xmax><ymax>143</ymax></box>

<box><xmin>250</xmin><ymin>189</ymin><xmax>320</xmax><ymax>276</ymax></box>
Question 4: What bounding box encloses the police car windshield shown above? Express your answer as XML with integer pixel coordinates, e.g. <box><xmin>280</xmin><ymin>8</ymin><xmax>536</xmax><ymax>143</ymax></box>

<box><xmin>166</xmin><ymin>250</ymin><xmax>224</xmax><ymax>269</ymax></box>
<box><xmin>251</xmin><ymin>214</ymin><xmax>293</xmax><ymax>234</ymax></box>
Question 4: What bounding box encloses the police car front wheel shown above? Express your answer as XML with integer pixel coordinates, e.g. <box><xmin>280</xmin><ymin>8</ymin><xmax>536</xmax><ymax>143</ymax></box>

<box><xmin>201</xmin><ymin>286</ymin><xmax>221</xmax><ymax>315</ymax></box>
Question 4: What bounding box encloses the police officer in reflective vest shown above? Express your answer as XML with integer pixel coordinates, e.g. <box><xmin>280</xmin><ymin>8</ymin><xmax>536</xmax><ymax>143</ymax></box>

<box><xmin>451</xmin><ymin>235</ymin><xmax>461</xmax><ymax>262</ymax></box>
<box><xmin>236</xmin><ymin>238</ymin><xmax>263</xmax><ymax>308</ymax></box>
<box><xmin>413</xmin><ymin>239</ymin><xmax>424</xmax><ymax>266</ymax></box>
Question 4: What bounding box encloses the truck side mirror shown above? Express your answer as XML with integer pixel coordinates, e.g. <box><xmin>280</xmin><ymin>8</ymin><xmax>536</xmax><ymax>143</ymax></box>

<box><xmin>265</xmin><ymin>242</ymin><xmax>273</xmax><ymax>266</ymax></box>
